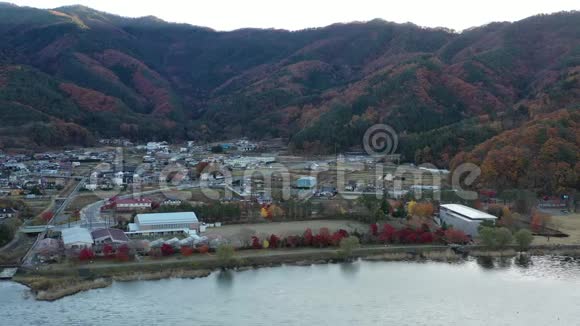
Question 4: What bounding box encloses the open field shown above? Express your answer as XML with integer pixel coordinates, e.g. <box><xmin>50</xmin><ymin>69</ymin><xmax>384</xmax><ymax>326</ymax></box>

<box><xmin>0</xmin><ymin>233</ymin><xmax>35</xmax><ymax>265</ymax></box>
<box><xmin>57</xmin><ymin>180</ymin><xmax>79</xmax><ymax>198</ymax></box>
<box><xmin>71</xmin><ymin>163</ymin><xmax>100</xmax><ymax>177</ymax></box>
<box><xmin>204</xmin><ymin>219</ymin><xmax>367</xmax><ymax>238</ymax></box>
<box><xmin>66</xmin><ymin>194</ymin><xmax>101</xmax><ymax>212</ymax></box>
<box><xmin>533</xmin><ymin>213</ymin><xmax>580</xmax><ymax>245</ymax></box>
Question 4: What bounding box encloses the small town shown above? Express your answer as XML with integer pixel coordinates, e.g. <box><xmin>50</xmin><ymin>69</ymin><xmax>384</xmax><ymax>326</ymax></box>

<box><xmin>0</xmin><ymin>137</ymin><xmax>577</xmax><ymax>301</ymax></box>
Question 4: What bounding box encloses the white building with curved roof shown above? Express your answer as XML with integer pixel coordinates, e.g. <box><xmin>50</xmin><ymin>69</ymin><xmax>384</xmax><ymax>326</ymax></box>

<box><xmin>127</xmin><ymin>212</ymin><xmax>200</xmax><ymax>236</ymax></box>
<box><xmin>61</xmin><ymin>227</ymin><xmax>93</xmax><ymax>249</ymax></box>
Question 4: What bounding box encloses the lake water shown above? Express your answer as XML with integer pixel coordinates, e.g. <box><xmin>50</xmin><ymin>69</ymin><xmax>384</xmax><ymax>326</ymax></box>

<box><xmin>2</xmin><ymin>256</ymin><xmax>580</xmax><ymax>326</ymax></box>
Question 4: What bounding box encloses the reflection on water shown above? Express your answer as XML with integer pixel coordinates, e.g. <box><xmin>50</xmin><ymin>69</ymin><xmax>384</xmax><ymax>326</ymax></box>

<box><xmin>475</xmin><ymin>256</ymin><xmax>514</xmax><ymax>269</ymax></box>
<box><xmin>339</xmin><ymin>260</ymin><xmax>360</xmax><ymax>278</ymax></box>
<box><xmin>2</xmin><ymin>255</ymin><xmax>580</xmax><ymax>326</ymax></box>
<box><xmin>515</xmin><ymin>254</ymin><xmax>532</xmax><ymax>268</ymax></box>
<box><xmin>476</xmin><ymin>256</ymin><xmax>495</xmax><ymax>269</ymax></box>
<box><xmin>216</xmin><ymin>270</ymin><xmax>234</xmax><ymax>289</ymax></box>
<box><xmin>496</xmin><ymin>257</ymin><xmax>513</xmax><ymax>269</ymax></box>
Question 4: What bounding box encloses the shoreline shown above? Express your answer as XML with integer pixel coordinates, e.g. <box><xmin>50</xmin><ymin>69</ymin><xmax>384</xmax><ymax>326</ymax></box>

<box><xmin>12</xmin><ymin>244</ymin><xmax>580</xmax><ymax>301</ymax></box>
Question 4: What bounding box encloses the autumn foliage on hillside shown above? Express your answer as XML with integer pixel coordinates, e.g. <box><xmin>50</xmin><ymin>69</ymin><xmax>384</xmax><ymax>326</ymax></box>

<box><xmin>60</xmin><ymin>83</ymin><xmax>121</xmax><ymax>112</ymax></box>
<box><xmin>451</xmin><ymin>109</ymin><xmax>579</xmax><ymax>193</ymax></box>
<box><xmin>0</xmin><ymin>5</ymin><xmax>579</xmax><ymax>156</ymax></box>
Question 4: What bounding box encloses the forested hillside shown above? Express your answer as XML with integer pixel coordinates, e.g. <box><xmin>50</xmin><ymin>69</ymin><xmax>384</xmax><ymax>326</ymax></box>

<box><xmin>0</xmin><ymin>3</ymin><xmax>578</xmax><ymax>190</ymax></box>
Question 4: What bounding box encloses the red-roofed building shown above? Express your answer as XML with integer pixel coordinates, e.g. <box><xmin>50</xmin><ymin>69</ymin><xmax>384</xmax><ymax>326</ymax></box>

<box><xmin>105</xmin><ymin>198</ymin><xmax>153</xmax><ymax>212</ymax></box>
<box><xmin>116</xmin><ymin>198</ymin><xmax>152</xmax><ymax>211</ymax></box>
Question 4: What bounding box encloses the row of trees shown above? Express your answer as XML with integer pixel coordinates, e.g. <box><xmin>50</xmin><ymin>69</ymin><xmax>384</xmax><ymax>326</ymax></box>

<box><xmin>156</xmin><ymin>202</ymin><xmax>242</xmax><ymax>223</ymax></box>
<box><xmin>246</xmin><ymin>228</ymin><xmax>352</xmax><ymax>249</ymax></box>
<box><xmin>153</xmin><ymin>244</ymin><xmax>210</xmax><ymax>257</ymax></box>
<box><xmin>479</xmin><ymin>227</ymin><xmax>534</xmax><ymax>250</ymax></box>
<box><xmin>369</xmin><ymin>223</ymin><xmax>469</xmax><ymax>245</ymax></box>
<box><xmin>214</xmin><ymin>235</ymin><xmax>362</xmax><ymax>267</ymax></box>
<box><xmin>78</xmin><ymin>244</ymin><xmax>133</xmax><ymax>261</ymax></box>
<box><xmin>78</xmin><ymin>242</ymin><xmax>214</xmax><ymax>261</ymax></box>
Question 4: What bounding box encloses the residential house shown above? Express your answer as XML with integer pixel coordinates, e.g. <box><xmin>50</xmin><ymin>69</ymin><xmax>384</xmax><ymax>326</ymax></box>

<box><xmin>61</xmin><ymin>227</ymin><xmax>93</xmax><ymax>250</ymax></box>
<box><xmin>0</xmin><ymin>208</ymin><xmax>17</xmax><ymax>219</ymax></box>
<box><xmin>296</xmin><ymin>176</ymin><xmax>317</xmax><ymax>189</ymax></box>
<box><xmin>91</xmin><ymin>228</ymin><xmax>130</xmax><ymax>244</ymax></box>
<box><xmin>115</xmin><ymin>198</ymin><xmax>153</xmax><ymax>212</ymax></box>
<box><xmin>161</xmin><ymin>199</ymin><xmax>183</xmax><ymax>207</ymax></box>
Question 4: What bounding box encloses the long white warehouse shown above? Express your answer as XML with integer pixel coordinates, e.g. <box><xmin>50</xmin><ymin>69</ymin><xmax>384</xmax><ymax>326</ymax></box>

<box><xmin>439</xmin><ymin>204</ymin><xmax>497</xmax><ymax>237</ymax></box>
<box><xmin>127</xmin><ymin>212</ymin><xmax>200</xmax><ymax>236</ymax></box>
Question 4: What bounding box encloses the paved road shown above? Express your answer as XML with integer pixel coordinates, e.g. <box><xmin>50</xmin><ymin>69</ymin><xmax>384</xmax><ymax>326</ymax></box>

<box><xmin>20</xmin><ymin>177</ymin><xmax>85</xmax><ymax>266</ymax></box>
<box><xmin>50</xmin><ymin>177</ymin><xmax>87</xmax><ymax>225</ymax></box>
<box><xmin>80</xmin><ymin>182</ymin><xmax>201</xmax><ymax>229</ymax></box>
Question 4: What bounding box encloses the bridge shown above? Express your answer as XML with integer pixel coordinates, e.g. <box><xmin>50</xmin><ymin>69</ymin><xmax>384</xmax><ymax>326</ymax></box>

<box><xmin>19</xmin><ymin>225</ymin><xmax>55</xmax><ymax>234</ymax></box>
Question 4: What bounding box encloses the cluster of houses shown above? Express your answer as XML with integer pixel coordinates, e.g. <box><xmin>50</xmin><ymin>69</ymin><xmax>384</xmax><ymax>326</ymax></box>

<box><xmin>78</xmin><ymin>139</ymin><xmax>275</xmax><ymax>195</ymax></box>
<box><xmin>37</xmin><ymin>211</ymin><xmax>210</xmax><ymax>261</ymax></box>
<box><xmin>0</xmin><ymin>207</ymin><xmax>18</xmax><ymax>220</ymax></box>
<box><xmin>35</xmin><ymin>227</ymin><xmax>131</xmax><ymax>262</ymax></box>
<box><xmin>0</xmin><ymin>150</ymin><xmax>100</xmax><ymax>197</ymax></box>
<box><xmin>97</xmin><ymin>138</ymin><xmax>134</xmax><ymax>147</ymax></box>
<box><xmin>207</xmin><ymin>139</ymin><xmax>259</xmax><ymax>153</ymax></box>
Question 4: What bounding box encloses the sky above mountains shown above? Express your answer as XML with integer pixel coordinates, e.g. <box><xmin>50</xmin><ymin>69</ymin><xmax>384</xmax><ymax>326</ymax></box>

<box><xmin>8</xmin><ymin>0</ymin><xmax>580</xmax><ymax>31</ymax></box>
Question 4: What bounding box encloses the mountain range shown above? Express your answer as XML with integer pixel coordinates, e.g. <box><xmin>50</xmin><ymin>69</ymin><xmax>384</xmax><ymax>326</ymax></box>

<box><xmin>0</xmin><ymin>3</ymin><xmax>578</xmax><ymax>191</ymax></box>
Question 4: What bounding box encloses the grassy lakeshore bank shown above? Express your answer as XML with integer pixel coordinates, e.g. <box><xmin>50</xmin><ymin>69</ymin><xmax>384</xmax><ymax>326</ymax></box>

<box><xmin>13</xmin><ymin>244</ymin><xmax>580</xmax><ymax>301</ymax></box>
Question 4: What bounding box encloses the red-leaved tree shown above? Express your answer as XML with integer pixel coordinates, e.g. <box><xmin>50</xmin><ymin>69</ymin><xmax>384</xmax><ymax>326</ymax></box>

<box><xmin>79</xmin><ymin>248</ymin><xmax>94</xmax><ymax>261</ymax></box>
<box><xmin>315</xmin><ymin>228</ymin><xmax>331</xmax><ymax>247</ymax></box>
<box><xmin>303</xmin><ymin>229</ymin><xmax>313</xmax><ymax>246</ymax></box>
<box><xmin>103</xmin><ymin>243</ymin><xmax>114</xmax><ymax>258</ymax></box>
<box><xmin>286</xmin><ymin>235</ymin><xmax>299</xmax><ymax>248</ymax></box>
<box><xmin>370</xmin><ymin>223</ymin><xmax>379</xmax><ymax>237</ymax></box>
<box><xmin>331</xmin><ymin>229</ymin><xmax>349</xmax><ymax>246</ymax></box>
<box><xmin>444</xmin><ymin>229</ymin><xmax>469</xmax><ymax>244</ymax></box>
<box><xmin>418</xmin><ymin>232</ymin><xmax>434</xmax><ymax>244</ymax></box>
<box><xmin>251</xmin><ymin>236</ymin><xmax>262</xmax><ymax>249</ymax></box>
<box><xmin>181</xmin><ymin>246</ymin><xmax>194</xmax><ymax>256</ymax></box>
<box><xmin>269</xmin><ymin>234</ymin><xmax>280</xmax><ymax>248</ymax></box>
<box><xmin>41</xmin><ymin>211</ymin><xmax>54</xmax><ymax>223</ymax></box>
<box><xmin>379</xmin><ymin>224</ymin><xmax>396</xmax><ymax>243</ymax></box>
<box><xmin>405</xmin><ymin>232</ymin><xmax>418</xmax><ymax>244</ymax></box>
<box><xmin>116</xmin><ymin>244</ymin><xmax>131</xmax><ymax>261</ymax></box>
<box><xmin>197</xmin><ymin>245</ymin><xmax>209</xmax><ymax>254</ymax></box>
<box><xmin>161</xmin><ymin>243</ymin><xmax>174</xmax><ymax>256</ymax></box>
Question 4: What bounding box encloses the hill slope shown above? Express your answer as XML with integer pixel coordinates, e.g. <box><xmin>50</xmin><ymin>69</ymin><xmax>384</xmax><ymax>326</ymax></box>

<box><xmin>0</xmin><ymin>4</ymin><xmax>578</xmax><ymax>174</ymax></box>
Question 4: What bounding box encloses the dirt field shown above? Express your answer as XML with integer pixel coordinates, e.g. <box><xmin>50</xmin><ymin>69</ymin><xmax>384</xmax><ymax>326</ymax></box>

<box><xmin>58</xmin><ymin>180</ymin><xmax>78</xmax><ymax>198</ymax></box>
<box><xmin>204</xmin><ymin>219</ymin><xmax>367</xmax><ymax>238</ymax></box>
<box><xmin>67</xmin><ymin>193</ymin><xmax>101</xmax><ymax>212</ymax></box>
<box><xmin>0</xmin><ymin>233</ymin><xmax>35</xmax><ymax>265</ymax></box>
<box><xmin>24</xmin><ymin>199</ymin><xmax>52</xmax><ymax>216</ymax></box>
<box><xmin>533</xmin><ymin>212</ymin><xmax>580</xmax><ymax>245</ymax></box>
